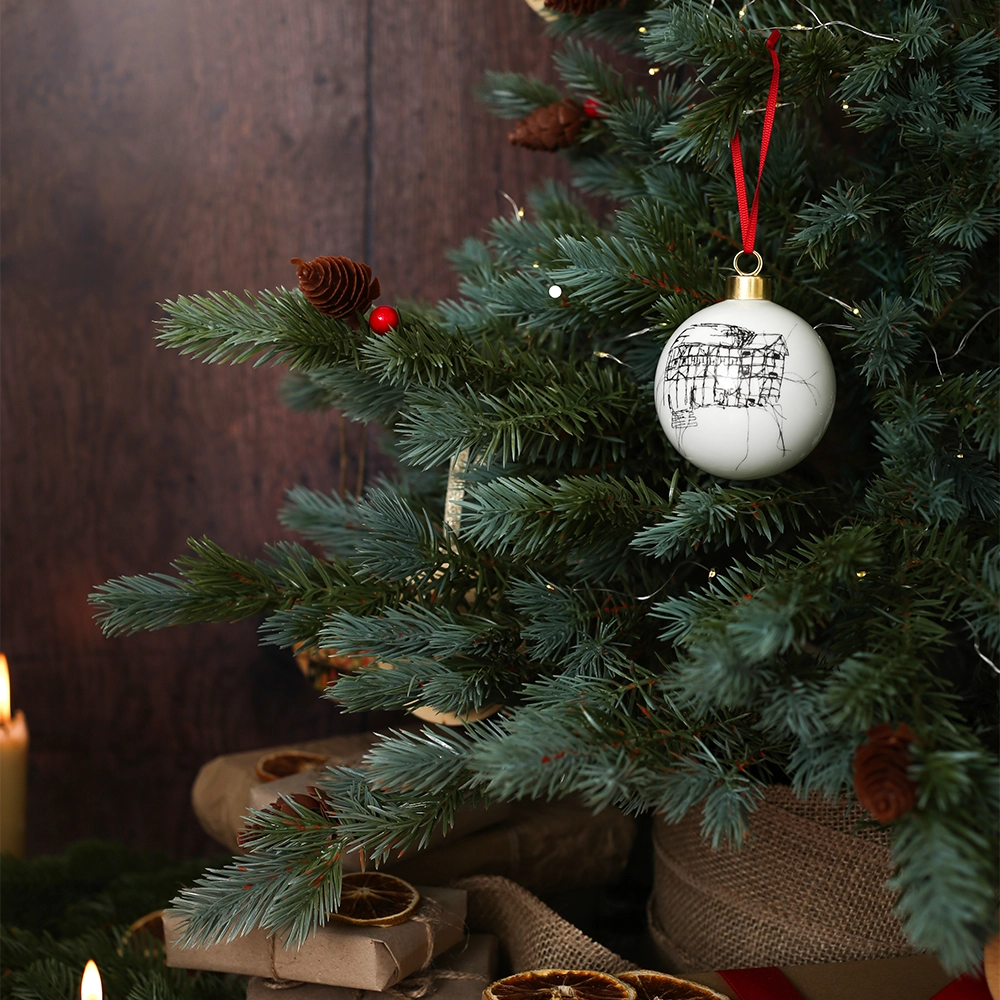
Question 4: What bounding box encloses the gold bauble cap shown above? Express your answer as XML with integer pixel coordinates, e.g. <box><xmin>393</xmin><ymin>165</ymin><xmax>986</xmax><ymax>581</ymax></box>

<box><xmin>726</xmin><ymin>250</ymin><xmax>771</xmax><ymax>300</ymax></box>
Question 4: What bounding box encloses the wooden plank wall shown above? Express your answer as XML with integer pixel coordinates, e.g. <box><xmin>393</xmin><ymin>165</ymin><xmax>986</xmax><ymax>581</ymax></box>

<box><xmin>1</xmin><ymin>0</ymin><xmax>575</xmax><ymax>858</ymax></box>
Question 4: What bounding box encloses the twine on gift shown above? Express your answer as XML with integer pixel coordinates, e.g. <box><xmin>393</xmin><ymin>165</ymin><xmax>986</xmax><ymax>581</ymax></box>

<box><xmin>258</xmin><ymin>968</ymin><xmax>489</xmax><ymax>998</ymax></box>
<box><xmin>260</xmin><ymin>935</ymin><xmax>304</xmax><ymax>989</ymax></box>
<box><xmin>260</xmin><ymin>895</ymin><xmax>465</xmax><ymax>993</ymax></box>
<box><xmin>388</xmin><ymin>968</ymin><xmax>491</xmax><ymax>1000</ymax></box>
<box><xmin>410</xmin><ymin>896</ymin><xmax>449</xmax><ymax>971</ymax></box>
<box><xmin>377</xmin><ymin>894</ymin><xmax>465</xmax><ymax>995</ymax></box>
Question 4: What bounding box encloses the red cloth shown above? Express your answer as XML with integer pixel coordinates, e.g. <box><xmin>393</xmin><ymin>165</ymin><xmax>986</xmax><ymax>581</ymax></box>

<box><xmin>716</xmin><ymin>965</ymin><xmax>991</xmax><ymax>1000</ymax></box>
<box><xmin>929</xmin><ymin>972</ymin><xmax>993</xmax><ymax>1000</ymax></box>
<box><xmin>718</xmin><ymin>966</ymin><xmax>804</xmax><ymax>999</ymax></box>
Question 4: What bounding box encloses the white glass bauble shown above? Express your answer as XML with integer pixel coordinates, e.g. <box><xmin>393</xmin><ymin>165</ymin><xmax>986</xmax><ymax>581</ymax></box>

<box><xmin>654</xmin><ymin>292</ymin><xmax>835</xmax><ymax>480</ymax></box>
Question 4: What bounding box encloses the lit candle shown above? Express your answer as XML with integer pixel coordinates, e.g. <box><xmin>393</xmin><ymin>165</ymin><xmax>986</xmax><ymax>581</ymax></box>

<box><xmin>0</xmin><ymin>654</ymin><xmax>29</xmax><ymax>857</ymax></box>
<box><xmin>81</xmin><ymin>959</ymin><xmax>102</xmax><ymax>1000</ymax></box>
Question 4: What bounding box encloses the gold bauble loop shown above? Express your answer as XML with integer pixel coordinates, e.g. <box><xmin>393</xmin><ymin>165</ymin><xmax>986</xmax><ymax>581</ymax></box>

<box><xmin>733</xmin><ymin>250</ymin><xmax>763</xmax><ymax>276</ymax></box>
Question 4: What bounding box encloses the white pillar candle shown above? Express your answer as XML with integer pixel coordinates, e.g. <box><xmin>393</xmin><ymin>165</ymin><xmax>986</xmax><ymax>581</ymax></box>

<box><xmin>0</xmin><ymin>654</ymin><xmax>29</xmax><ymax>857</ymax></box>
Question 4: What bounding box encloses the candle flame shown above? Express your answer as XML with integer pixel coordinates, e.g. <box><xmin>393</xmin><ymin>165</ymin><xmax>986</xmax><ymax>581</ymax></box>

<box><xmin>81</xmin><ymin>959</ymin><xmax>102</xmax><ymax>1000</ymax></box>
<box><xmin>0</xmin><ymin>654</ymin><xmax>9</xmax><ymax>723</ymax></box>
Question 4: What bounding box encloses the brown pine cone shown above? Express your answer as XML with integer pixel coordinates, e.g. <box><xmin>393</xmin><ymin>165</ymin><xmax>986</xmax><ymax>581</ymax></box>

<box><xmin>267</xmin><ymin>790</ymin><xmax>331</xmax><ymax>819</ymax></box>
<box><xmin>853</xmin><ymin>722</ymin><xmax>918</xmax><ymax>824</ymax></box>
<box><xmin>508</xmin><ymin>101</ymin><xmax>585</xmax><ymax>152</ymax></box>
<box><xmin>304</xmin><ymin>786</ymin><xmax>336</xmax><ymax>821</ymax></box>
<box><xmin>544</xmin><ymin>0</ymin><xmax>621</xmax><ymax>13</ymax></box>
<box><xmin>238</xmin><ymin>788</ymin><xmax>336</xmax><ymax>849</ymax></box>
<box><xmin>290</xmin><ymin>255</ymin><xmax>381</xmax><ymax>319</ymax></box>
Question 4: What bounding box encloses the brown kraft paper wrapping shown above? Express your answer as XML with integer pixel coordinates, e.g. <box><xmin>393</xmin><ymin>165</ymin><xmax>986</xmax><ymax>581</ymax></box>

<box><xmin>245</xmin><ymin>933</ymin><xmax>499</xmax><ymax>1000</ymax></box>
<box><xmin>245</xmin><ymin>773</ymin><xmax>511</xmax><ymax>874</ymax></box>
<box><xmin>390</xmin><ymin>799</ymin><xmax>635</xmax><ymax>895</ymax></box>
<box><xmin>163</xmin><ymin>886</ymin><xmax>466</xmax><ymax>990</ymax></box>
<box><xmin>192</xmin><ymin>733</ymin><xmax>509</xmax><ymax>857</ymax></box>
<box><xmin>191</xmin><ymin>741</ymin><xmax>633</xmax><ymax>897</ymax></box>
<box><xmin>191</xmin><ymin>733</ymin><xmax>377</xmax><ymax>851</ymax></box>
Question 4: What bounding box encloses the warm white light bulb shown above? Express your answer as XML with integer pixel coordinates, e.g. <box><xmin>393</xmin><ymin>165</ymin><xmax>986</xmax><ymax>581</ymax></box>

<box><xmin>81</xmin><ymin>960</ymin><xmax>102</xmax><ymax>1000</ymax></box>
<box><xmin>548</xmin><ymin>285</ymin><xmax>562</xmax><ymax>299</ymax></box>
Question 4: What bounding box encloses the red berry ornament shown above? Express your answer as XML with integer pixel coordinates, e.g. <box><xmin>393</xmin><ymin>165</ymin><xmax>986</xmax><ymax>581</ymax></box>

<box><xmin>583</xmin><ymin>97</ymin><xmax>605</xmax><ymax>119</ymax></box>
<box><xmin>368</xmin><ymin>305</ymin><xmax>400</xmax><ymax>335</ymax></box>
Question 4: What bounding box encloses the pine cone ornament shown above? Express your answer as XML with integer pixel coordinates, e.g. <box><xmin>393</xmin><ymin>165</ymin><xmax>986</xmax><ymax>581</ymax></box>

<box><xmin>271</xmin><ymin>790</ymin><xmax>328</xmax><ymax>817</ymax></box>
<box><xmin>853</xmin><ymin>722</ymin><xmax>918</xmax><ymax>824</ymax></box>
<box><xmin>290</xmin><ymin>255</ymin><xmax>381</xmax><ymax>319</ymax></box>
<box><xmin>237</xmin><ymin>787</ymin><xmax>335</xmax><ymax>848</ymax></box>
<box><xmin>508</xmin><ymin>101</ymin><xmax>585</xmax><ymax>151</ymax></box>
<box><xmin>544</xmin><ymin>0</ymin><xmax>621</xmax><ymax>13</ymax></box>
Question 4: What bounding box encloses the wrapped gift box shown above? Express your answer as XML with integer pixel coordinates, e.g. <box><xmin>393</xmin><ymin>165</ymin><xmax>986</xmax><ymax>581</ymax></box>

<box><xmin>191</xmin><ymin>732</ymin><xmax>376</xmax><ymax>851</ymax></box>
<box><xmin>164</xmin><ymin>885</ymin><xmax>466</xmax><ymax>990</ymax></box>
<box><xmin>192</xmin><ymin>733</ymin><xmax>509</xmax><ymax>856</ymax></box>
<box><xmin>192</xmin><ymin>737</ymin><xmax>635</xmax><ymax>896</ymax></box>
<box><xmin>245</xmin><ymin>769</ymin><xmax>511</xmax><ymax>873</ymax></box>
<box><xmin>684</xmin><ymin>955</ymin><xmax>985</xmax><ymax>1000</ymax></box>
<box><xmin>245</xmin><ymin>933</ymin><xmax>499</xmax><ymax>999</ymax></box>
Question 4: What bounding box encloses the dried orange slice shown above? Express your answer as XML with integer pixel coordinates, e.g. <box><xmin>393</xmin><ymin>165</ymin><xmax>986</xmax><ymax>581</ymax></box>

<box><xmin>617</xmin><ymin>971</ymin><xmax>728</xmax><ymax>1000</ymax></box>
<box><xmin>255</xmin><ymin>750</ymin><xmax>328</xmax><ymax>782</ymax></box>
<box><xmin>329</xmin><ymin>872</ymin><xmax>420</xmax><ymax>926</ymax></box>
<box><xmin>294</xmin><ymin>643</ymin><xmax>377</xmax><ymax>674</ymax></box>
<box><xmin>485</xmin><ymin>970</ymin><xmax>637</xmax><ymax>1000</ymax></box>
<box><xmin>409</xmin><ymin>703</ymin><xmax>502</xmax><ymax>726</ymax></box>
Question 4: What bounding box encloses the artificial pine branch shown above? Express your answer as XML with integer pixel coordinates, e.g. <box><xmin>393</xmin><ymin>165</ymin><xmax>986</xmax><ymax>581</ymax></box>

<box><xmin>278</xmin><ymin>486</ymin><xmax>369</xmax><ymax>556</ymax></box>
<box><xmin>477</xmin><ymin>71</ymin><xmax>564</xmax><ymax>120</ymax></box>
<box><xmin>553</xmin><ymin>38</ymin><xmax>631</xmax><ymax>104</ymax></box>
<box><xmin>174</xmin><ymin>767</ymin><xmax>480</xmax><ymax>948</ymax></box>
<box><xmin>1</xmin><ymin>844</ymin><xmax>243</xmax><ymax>999</ymax></box>
<box><xmin>632</xmin><ymin>484</ymin><xmax>820</xmax><ymax>558</ymax></box>
<box><xmin>395</xmin><ymin>367</ymin><xmax>641</xmax><ymax>470</ymax></box>
<box><xmin>280</xmin><ymin>364</ymin><xmax>407</xmax><ymax>423</ymax></box>
<box><xmin>91</xmin><ymin>539</ymin><xmax>381</xmax><ymax>637</ymax></box>
<box><xmin>157</xmin><ymin>288</ymin><xmax>360</xmax><ymax>370</ymax></box>
<box><xmin>461</xmin><ymin>475</ymin><xmax>666</xmax><ymax>557</ymax></box>
<box><xmin>94</xmin><ymin>0</ymin><xmax>999</xmax><ymax>974</ymax></box>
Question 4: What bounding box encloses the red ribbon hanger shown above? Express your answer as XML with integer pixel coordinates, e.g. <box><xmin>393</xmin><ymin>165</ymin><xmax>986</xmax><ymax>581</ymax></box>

<box><xmin>730</xmin><ymin>29</ymin><xmax>782</xmax><ymax>257</ymax></box>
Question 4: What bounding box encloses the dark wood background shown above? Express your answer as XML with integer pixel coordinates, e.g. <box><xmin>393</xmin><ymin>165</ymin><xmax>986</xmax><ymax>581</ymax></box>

<box><xmin>1</xmin><ymin>0</ymin><xmax>576</xmax><ymax>859</ymax></box>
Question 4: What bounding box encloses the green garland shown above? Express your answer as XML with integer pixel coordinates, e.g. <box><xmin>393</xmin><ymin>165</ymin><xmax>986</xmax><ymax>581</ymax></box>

<box><xmin>0</xmin><ymin>842</ymin><xmax>244</xmax><ymax>1000</ymax></box>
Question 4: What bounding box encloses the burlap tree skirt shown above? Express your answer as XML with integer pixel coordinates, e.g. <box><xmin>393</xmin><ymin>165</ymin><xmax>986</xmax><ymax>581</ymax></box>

<box><xmin>455</xmin><ymin>875</ymin><xmax>637</xmax><ymax>974</ymax></box>
<box><xmin>648</xmin><ymin>786</ymin><xmax>917</xmax><ymax>971</ymax></box>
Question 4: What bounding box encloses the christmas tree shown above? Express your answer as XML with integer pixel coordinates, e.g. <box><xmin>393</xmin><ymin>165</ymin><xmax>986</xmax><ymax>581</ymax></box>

<box><xmin>91</xmin><ymin>0</ymin><xmax>998</xmax><ymax>974</ymax></box>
